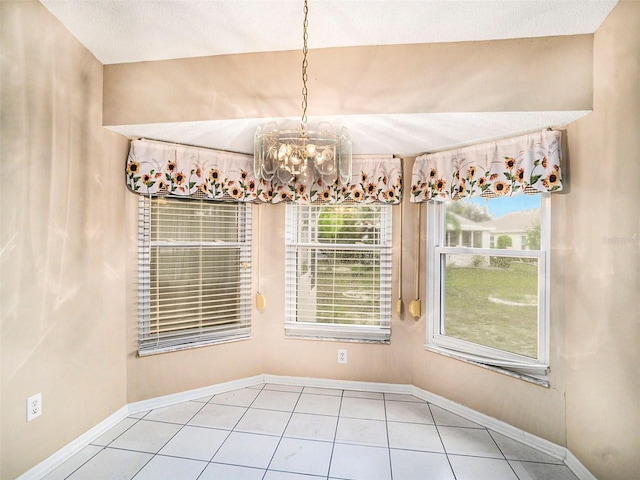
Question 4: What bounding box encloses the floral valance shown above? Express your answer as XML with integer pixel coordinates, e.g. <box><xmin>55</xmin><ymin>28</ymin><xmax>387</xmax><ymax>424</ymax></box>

<box><xmin>263</xmin><ymin>154</ymin><xmax>401</xmax><ymax>204</ymax></box>
<box><xmin>410</xmin><ymin>129</ymin><xmax>563</xmax><ymax>203</ymax></box>
<box><xmin>126</xmin><ymin>139</ymin><xmax>402</xmax><ymax>204</ymax></box>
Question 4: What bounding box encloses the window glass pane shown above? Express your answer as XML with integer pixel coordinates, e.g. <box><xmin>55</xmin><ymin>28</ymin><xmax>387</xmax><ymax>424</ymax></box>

<box><xmin>151</xmin><ymin>198</ymin><xmax>239</xmax><ymax>243</ymax></box>
<box><xmin>139</xmin><ymin>197</ymin><xmax>251</xmax><ymax>354</ymax></box>
<box><xmin>297</xmin><ymin>205</ymin><xmax>383</xmax><ymax>245</ymax></box>
<box><xmin>441</xmin><ymin>253</ymin><xmax>539</xmax><ymax>358</ymax></box>
<box><xmin>151</xmin><ymin>246</ymin><xmax>242</xmax><ymax>327</ymax></box>
<box><xmin>444</xmin><ymin>196</ymin><xmax>541</xmax><ymax>250</ymax></box>
<box><xmin>295</xmin><ymin>247</ymin><xmax>381</xmax><ymax>325</ymax></box>
<box><xmin>285</xmin><ymin>203</ymin><xmax>392</xmax><ymax>339</ymax></box>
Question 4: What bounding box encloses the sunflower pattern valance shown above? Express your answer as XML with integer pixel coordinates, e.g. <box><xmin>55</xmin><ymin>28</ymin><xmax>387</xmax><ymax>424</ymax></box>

<box><xmin>126</xmin><ymin>139</ymin><xmax>401</xmax><ymax>204</ymax></box>
<box><xmin>410</xmin><ymin>130</ymin><xmax>563</xmax><ymax>203</ymax></box>
<box><xmin>262</xmin><ymin>155</ymin><xmax>401</xmax><ymax>204</ymax></box>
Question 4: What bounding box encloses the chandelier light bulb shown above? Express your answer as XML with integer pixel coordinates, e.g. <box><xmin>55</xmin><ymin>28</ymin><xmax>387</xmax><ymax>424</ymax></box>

<box><xmin>278</xmin><ymin>144</ymin><xmax>287</xmax><ymax>160</ymax></box>
<box><xmin>306</xmin><ymin>143</ymin><xmax>317</xmax><ymax>156</ymax></box>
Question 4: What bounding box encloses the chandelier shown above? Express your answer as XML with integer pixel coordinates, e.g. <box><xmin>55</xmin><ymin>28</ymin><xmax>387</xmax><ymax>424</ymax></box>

<box><xmin>254</xmin><ymin>0</ymin><xmax>352</xmax><ymax>186</ymax></box>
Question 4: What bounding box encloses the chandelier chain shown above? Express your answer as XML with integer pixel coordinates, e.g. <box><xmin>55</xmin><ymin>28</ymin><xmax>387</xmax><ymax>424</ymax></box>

<box><xmin>253</xmin><ymin>0</ymin><xmax>351</xmax><ymax>185</ymax></box>
<box><xmin>301</xmin><ymin>0</ymin><xmax>309</xmax><ymax>124</ymax></box>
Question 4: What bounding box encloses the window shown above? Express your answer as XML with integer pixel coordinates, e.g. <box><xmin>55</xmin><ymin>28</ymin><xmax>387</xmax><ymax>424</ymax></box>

<box><xmin>285</xmin><ymin>203</ymin><xmax>392</xmax><ymax>342</ymax></box>
<box><xmin>138</xmin><ymin>196</ymin><xmax>252</xmax><ymax>355</ymax></box>
<box><xmin>426</xmin><ymin>195</ymin><xmax>550</xmax><ymax>380</ymax></box>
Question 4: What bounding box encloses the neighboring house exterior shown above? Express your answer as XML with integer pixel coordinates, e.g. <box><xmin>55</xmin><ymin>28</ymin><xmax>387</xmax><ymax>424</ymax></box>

<box><xmin>446</xmin><ymin>209</ymin><xmax>540</xmax><ymax>250</ymax></box>
<box><xmin>483</xmin><ymin>208</ymin><xmax>540</xmax><ymax>250</ymax></box>
<box><xmin>446</xmin><ymin>212</ymin><xmax>494</xmax><ymax>248</ymax></box>
<box><xmin>445</xmin><ymin>209</ymin><xmax>540</xmax><ymax>267</ymax></box>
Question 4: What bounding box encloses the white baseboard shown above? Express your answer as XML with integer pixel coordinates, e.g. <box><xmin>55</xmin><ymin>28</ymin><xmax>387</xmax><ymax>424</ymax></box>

<box><xmin>127</xmin><ymin>374</ymin><xmax>264</xmax><ymax>416</ymax></box>
<box><xmin>266</xmin><ymin>375</ymin><xmax>596</xmax><ymax>479</ymax></box>
<box><xmin>262</xmin><ymin>374</ymin><xmax>414</xmax><ymax>395</ymax></box>
<box><xmin>17</xmin><ymin>375</ymin><xmax>263</xmax><ymax>480</ymax></box>
<box><xmin>565</xmin><ymin>450</ymin><xmax>599</xmax><ymax>480</ymax></box>
<box><xmin>16</xmin><ymin>406</ymin><xmax>128</xmax><ymax>480</ymax></box>
<box><xmin>409</xmin><ymin>385</ymin><xmax>567</xmax><ymax>462</ymax></box>
<box><xmin>17</xmin><ymin>374</ymin><xmax>598</xmax><ymax>480</ymax></box>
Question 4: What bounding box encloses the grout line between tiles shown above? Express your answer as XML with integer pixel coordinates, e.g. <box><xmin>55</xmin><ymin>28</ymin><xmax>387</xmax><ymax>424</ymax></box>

<box><xmin>260</xmin><ymin>387</ymin><xmax>303</xmax><ymax>480</ymax></box>
<box><xmin>57</xmin><ymin>445</ymin><xmax>105</xmax><ymax>480</ymax></box>
<box><xmin>383</xmin><ymin>392</ymin><xmax>394</xmax><ymax>480</ymax></box>
<box><xmin>486</xmin><ymin>429</ymin><xmax>525</xmax><ymax>480</ymax></box>
<box><xmin>196</xmin><ymin>386</ymin><xmax>268</xmax><ymax>480</ymax></box>
<box><xmin>82</xmin><ymin>414</ymin><xmax>146</xmax><ymax>479</ymax></box>
<box><xmin>428</xmin><ymin>402</ymin><xmax>459</xmax><ymax>480</ymax></box>
<box><xmin>127</xmin><ymin>395</ymin><xmax>213</xmax><ymax>480</ymax></box>
<box><xmin>325</xmin><ymin>389</ymin><xmax>345</xmax><ymax>480</ymax></box>
<box><xmin>48</xmin><ymin>382</ymin><xmax>581</xmax><ymax>480</ymax></box>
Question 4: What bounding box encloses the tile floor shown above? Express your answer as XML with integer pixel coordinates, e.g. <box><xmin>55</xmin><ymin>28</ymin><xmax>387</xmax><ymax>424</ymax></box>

<box><xmin>43</xmin><ymin>383</ymin><xmax>580</xmax><ymax>480</ymax></box>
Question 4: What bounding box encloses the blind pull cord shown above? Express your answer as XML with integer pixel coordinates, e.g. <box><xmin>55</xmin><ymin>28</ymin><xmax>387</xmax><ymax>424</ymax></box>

<box><xmin>396</xmin><ymin>171</ymin><xmax>404</xmax><ymax>315</ymax></box>
<box><xmin>409</xmin><ymin>202</ymin><xmax>421</xmax><ymax>318</ymax></box>
<box><xmin>256</xmin><ymin>204</ymin><xmax>266</xmax><ymax>310</ymax></box>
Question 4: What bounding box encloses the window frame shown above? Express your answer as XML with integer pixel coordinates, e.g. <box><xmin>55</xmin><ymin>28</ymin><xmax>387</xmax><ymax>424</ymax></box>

<box><xmin>138</xmin><ymin>196</ymin><xmax>252</xmax><ymax>355</ymax></box>
<box><xmin>284</xmin><ymin>203</ymin><xmax>393</xmax><ymax>343</ymax></box>
<box><xmin>425</xmin><ymin>195</ymin><xmax>551</xmax><ymax>379</ymax></box>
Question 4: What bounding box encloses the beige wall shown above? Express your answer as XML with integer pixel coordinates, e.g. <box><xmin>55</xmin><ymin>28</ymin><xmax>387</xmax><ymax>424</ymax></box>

<box><xmin>122</xmin><ymin>192</ymin><xmax>264</xmax><ymax>403</ymax></box>
<box><xmin>409</xmin><ymin>3</ymin><xmax>640</xmax><ymax>477</ymax></box>
<box><xmin>104</xmin><ymin>35</ymin><xmax>593</xmax><ymax>126</ymax></box>
<box><xmin>562</xmin><ymin>2</ymin><xmax>640</xmax><ymax>479</ymax></box>
<box><xmin>0</xmin><ymin>1</ymin><xmax>129</xmax><ymax>478</ymax></box>
<box><xmin>411</xmin><ymin>178</ymin><xmax>569</xmax><ymax>444</ymax></box>
<box><xmin>112</xmin><ymin>28</ymin><xmax>594</xmax><ymax>432</ymax></box>
<box><xmin>124</xmin><ymin>189</ymin><xmax>265</xmax><ymax>399</ymax></box>
<box><xmin>124</xmin><ymin>198</ymin><xmax>411</xmax><ymax>403</ymax></box>
<box><xmin>257</xmin><ymin>201</ymin><xmax>415</xmax><ymax>386</ymax></box>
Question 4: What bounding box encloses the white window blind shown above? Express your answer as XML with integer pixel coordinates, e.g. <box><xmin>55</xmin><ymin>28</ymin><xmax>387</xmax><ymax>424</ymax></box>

<box><xmin>138</xmin><ymin>196</ymin><xmax>252</xmax><ymax>355</ymax></box>
<box><xmin>285</xmin><ymin>203</ymin><xmax>392</xmax><ymax>342</ymax></box>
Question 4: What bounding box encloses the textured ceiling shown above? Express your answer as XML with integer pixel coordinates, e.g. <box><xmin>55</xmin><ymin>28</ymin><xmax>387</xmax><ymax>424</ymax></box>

<box><xmin>39</xmin><ymin>0</ymin><xmax>617</xmax><ymax>155</ymax></box>
<box><xmin>40</xmin><ymin>0</ymin><xmax>618</xmax><ymax>65</ymax></box>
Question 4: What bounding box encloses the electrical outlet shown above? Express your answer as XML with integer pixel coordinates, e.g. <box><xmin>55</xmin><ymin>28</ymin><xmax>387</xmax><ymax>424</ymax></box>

<box><xmin>338</xmin><ymin>349</ymin><xmax>347</xmax><ymax>364</ymax></box>
<box><xmin>27</xmin><ymin>393</ymin><xmax>42</xmax><ymax>422</ymax></box>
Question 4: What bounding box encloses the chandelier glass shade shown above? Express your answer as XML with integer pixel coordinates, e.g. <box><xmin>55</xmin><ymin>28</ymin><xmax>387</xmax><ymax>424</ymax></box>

<box><xmin>254</xmin><ymin>120</ymin><xmax>352</xmax><ymax>185</ymax></box>
<box><xmin>253</xmin><ymin>0</ymin><xmax>352</xmax><ymax>186</ymax></box>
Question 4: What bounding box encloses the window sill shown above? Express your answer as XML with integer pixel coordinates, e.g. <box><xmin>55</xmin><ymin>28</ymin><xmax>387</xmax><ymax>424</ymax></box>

<box><xmin>286</xmin><ymin>323</ymin><xmax>390</xmax><ymax>344</ymax></box>
<box><xmin>424</xmin><ymin>344</ymin><xmax>550</xmax><ymax>388</ymax></box>
<box><xmin>138</xmin><ymin>334</ymin><xmax>251</xmax><ymax>356</ymax></box>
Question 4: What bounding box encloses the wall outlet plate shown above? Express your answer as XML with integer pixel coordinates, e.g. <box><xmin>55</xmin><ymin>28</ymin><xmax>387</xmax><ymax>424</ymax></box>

<box><xmin>27</xmin><ymin>393</ymin><xmax>42</xmax><ymax>422</ymax></box>
<box><xmin>338</xmin><ymin>349</ymin><xmax>347</xmax><ymax>364</ymax></box>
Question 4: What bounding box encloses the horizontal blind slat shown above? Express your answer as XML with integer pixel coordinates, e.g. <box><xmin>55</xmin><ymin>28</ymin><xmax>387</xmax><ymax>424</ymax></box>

<box><xmin>138</xmin><ymin>197</ymin><xmax>252</xmax><ymax>354</ymax></box>
<box><xmin>285</xmin><ymin>204</ymin><xmax>392</xmax><ymax>338</ymax></box>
